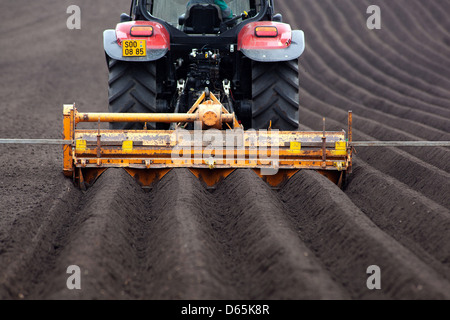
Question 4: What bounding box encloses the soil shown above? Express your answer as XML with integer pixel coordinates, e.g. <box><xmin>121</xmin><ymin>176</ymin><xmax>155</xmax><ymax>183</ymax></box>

<box><xmin>0</xmin><ymin>0</ymin><xmax>449</xmax><ymax>300</ymax></box>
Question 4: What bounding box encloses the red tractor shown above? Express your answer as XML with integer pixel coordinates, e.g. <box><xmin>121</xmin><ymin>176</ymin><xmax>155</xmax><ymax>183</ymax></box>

<box><xmin>103</xmin><ymin>0</ymin><xmax>305</xmax><ymax>130</ymax></box>
<box><xmin>61</xmin><ymin>0</ymin><xmax>351</xmax><ymax>189</ymax></box>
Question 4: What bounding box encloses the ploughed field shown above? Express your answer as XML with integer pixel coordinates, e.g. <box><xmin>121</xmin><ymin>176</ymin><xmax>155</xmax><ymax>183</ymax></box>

<box><xmin>0</xmin><ymin>0</ymin><xmax>449</xmax><ymax>299</ymax></box>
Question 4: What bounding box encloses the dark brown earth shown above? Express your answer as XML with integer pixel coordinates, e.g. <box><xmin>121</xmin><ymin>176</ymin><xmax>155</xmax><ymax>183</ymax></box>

<box><xmin>0</xmin><ymin>0</ymin><xmax>449</xmax><ymax>300</ymax></box>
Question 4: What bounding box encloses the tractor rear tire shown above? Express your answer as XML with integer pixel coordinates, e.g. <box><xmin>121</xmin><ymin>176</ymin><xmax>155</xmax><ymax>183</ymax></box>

<box><xmin>108</xmin><ymin>59</ymin><xmax>158</xmax><ymax>130</ymax></box>
<box><xmin>251</xmin><ymin>60</ymin><xmax>299</xmax><ymax>130</ymax></box>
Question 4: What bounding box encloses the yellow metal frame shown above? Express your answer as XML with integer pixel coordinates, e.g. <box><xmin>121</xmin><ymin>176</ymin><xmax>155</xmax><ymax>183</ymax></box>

<box><xmin>63</xmin><ymin>94</ymin><xmax>352</xmax><ymax>189</ymax></box>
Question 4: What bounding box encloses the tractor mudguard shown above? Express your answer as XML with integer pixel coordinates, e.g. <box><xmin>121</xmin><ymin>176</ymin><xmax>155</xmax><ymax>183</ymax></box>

<box><xmin>104</xmin><ymin>21</ymin><xmax>170</xmax><ymax>62</ymax></box>
<box><xmin>238</xmin><ymin>22</ymin><xmax>305</xmax><ymax>62</ymax></box>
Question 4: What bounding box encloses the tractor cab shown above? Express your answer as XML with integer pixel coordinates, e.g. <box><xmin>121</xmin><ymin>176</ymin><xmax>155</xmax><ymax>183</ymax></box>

<box><xmin>132</xmin><ymin>0</ymin><xmax>263</xmax><ymax>33</ymax></box>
